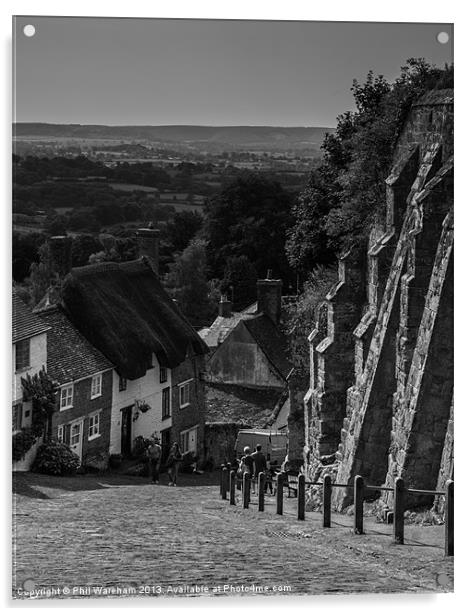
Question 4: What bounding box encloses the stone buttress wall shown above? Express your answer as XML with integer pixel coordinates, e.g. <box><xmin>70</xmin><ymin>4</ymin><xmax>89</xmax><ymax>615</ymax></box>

<box><xmin>303</xmin><ymin>90</ymin><xmax>453</xmax><ymax>511</ymax></box>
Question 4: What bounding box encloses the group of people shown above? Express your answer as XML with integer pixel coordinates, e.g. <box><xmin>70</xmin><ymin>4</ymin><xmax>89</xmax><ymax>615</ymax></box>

<box><xmin>237</xmin><ymin>444</ymin><xmax>287</xmax><ymax>495</ymax></box>
<box><xmin>146</xmin><ymin>438</ymin><xmax>183</xmax><ymax>486</ymax></box>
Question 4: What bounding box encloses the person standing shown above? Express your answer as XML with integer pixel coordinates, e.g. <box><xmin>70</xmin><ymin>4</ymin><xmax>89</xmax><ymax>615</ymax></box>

<box><xmin>147</xmin><ymin>438</ymin><xmax>162</xmax><ymax>484</ymax></box>
<box><xmin>251</xmin><ymin>444</ymin><xmax>267</xmax><ymax>494</ymax></box>
<box><xmin>166</xmin><ymin>442</ymin><xmax>183</xmax><ymax>486</ymax></box>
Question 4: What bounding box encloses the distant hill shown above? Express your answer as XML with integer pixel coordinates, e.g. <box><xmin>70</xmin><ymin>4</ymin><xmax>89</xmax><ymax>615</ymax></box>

<box><xmin>13</xmin><ymin>123</ymin><xmax>334</xmax><ymax>151</ymax></box>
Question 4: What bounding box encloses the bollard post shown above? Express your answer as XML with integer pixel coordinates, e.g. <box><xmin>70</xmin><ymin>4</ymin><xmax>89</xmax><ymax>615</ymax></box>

<box><xmin>445</xmin><ymin>479</ymin><xmax>454</xmax><ymax>557</ymax></box>
<box><xmin>220</xmin><ymin>464</ymin><xmax>225</xmax><ymax>497</ymax></box>
<box><xmin>243</xmin><ymin>472</ymin><xmax>250</xmax><ymax>509</ymax></box>
<box><xmin>229</xmin><ymin>470</ymin><xmax>236</xmax><ymax>505</ymax></box>
<box><xmin>297</xmin><ymin>474</ymin><xmax>305</xmax><ymax>520</ymax></box>
<box><xmin>221</xmin><ymin>467</ymin><xmax>228</xmax><ymax>500</ymax></box>
<box><xmin>276</xmin><ymin>472</ymin><xmax>284</xmax><ymax>515</ymax></box>
<box><xmin>393</xmin><ymin>477</ymin><xmax>405</xmax><ymax>545</ymax></box>
<box><xmin>258</xmin><ymin>472</ymin><xmax>265</xmax><ymax>512</ymax></box>
<box><xmin>323</xmin><ymin>474</ymin><xmax>332</xmax><ymax>528</ymax></box>
<box><xmin>354</xmin><ymin>475</ymin><xmax>364</xmax><ymax>535</ymax></box>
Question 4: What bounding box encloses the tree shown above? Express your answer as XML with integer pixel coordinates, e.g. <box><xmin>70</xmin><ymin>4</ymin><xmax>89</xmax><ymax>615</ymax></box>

<box><xmin>164</xmin><ymin>239</ymin><xmax>217</xmax><ymax>327</ymax></box>
<box><xmin>71</xmin><ymin>234</ymin><xmax>104</xmax><ymax>267</ymax></box>
<box><xmin>286</xmin><ymin>59</ymin><xmax>454</xmax><ymax>275</ymax></box>
<box><xmin>203</xmin><ymin>172</ymin><xmax>294</xmax><ymax>284</ymax></box>
<box><xmin>12</xmin><ymin>231</ymin><xmax>47</xmax><ymax>282</ymax></box>
<box><xmin>221</xmin><ymin>255</ymin><xmax>258</xmax><ymax>311</ymax></box>
<box><xmin>164</xmin><ymin>210</ymin><xmax>203</xmax><ymax>254</ymax></box>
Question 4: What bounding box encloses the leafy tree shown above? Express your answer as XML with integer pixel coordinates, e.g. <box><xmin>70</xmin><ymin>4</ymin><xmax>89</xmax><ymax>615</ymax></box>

<box><xmin>164</xmin><ymin>239</ymin><xmax>217</xmax><ymax>327</ymax></box>
<box><xmin>71</xmin><ymin>234</ymin><xmax>104</xmax><ymax>267</ymax></box>
<box><xmin>221</xmin><ymin>255</ymin><xmax>258</xmax><ymax>311</ymax></box>
<box><xmin>286</xmin><ymin>58</ymin><xmax>453</xmax><ymax>274</ymax></box>
<box><xmin>164</xmin><ymin>210</ymin><xmax>203</xmax><ymax>253</ymax></box>
<box><xmin>12</xmin><ymin>231</ymin><xmax>47</xmax><ymax>282</ymax></box>
<box><xmin>203</xmin><ymin>172</ymin><xmax>294</xmax><ymax>283</ymax></box>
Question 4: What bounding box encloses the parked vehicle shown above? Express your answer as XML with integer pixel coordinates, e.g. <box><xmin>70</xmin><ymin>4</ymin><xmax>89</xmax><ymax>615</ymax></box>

<box><xmin>234</xmin><ymin>429</ymin><xmax>287</xmax><ymax>462</ymax></box>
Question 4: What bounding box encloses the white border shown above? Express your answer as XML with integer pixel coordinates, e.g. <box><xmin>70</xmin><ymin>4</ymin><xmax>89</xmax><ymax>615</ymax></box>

<box><xmin>2</xmin><ymin>2</ymin><xmax>468</xmax><ymax>615</ymax></box>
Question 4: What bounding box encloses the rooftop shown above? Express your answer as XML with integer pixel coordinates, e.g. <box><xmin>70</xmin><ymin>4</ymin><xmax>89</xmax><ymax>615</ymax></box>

<box><xmin>37</xmin><ymin>306</ymin><xmax>113</xmax><ymax>384</ymax></box>
<box><xmin>60</xmin><ymin>257</ymin><xmax>208</xmax><ymax>380</ymax></box>
<box><xmin>12</xmin><ymin>288</ymin><xmax>50</xmax><ymax>343</ymax></box>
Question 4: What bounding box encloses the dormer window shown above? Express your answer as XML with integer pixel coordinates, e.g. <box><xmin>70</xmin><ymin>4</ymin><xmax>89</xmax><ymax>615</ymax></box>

<box><xmin>91</xmin><ymin>374</ymin><xmax>102</xmax><ymax>399</ymax></box>
<box><xmin>60</xmin><ymin>385</ymin><xmax>74</xmax><ymax>410</ymax></box>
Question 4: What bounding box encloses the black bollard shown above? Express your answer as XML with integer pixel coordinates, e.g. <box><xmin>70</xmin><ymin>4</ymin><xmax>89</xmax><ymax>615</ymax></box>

<box><xmin>323</xmin><ymin>474</ymin><xmax>332</xmax><ymax>528</ymax></box>
<box><xmin>276</xmin><ymin>472</ymin><xmax>284</xmax><ymax>515</ymax></box>
<box><xmin>393</xmin><ymin>477</ymin><xmax>405</xmax><ymax>545</ymax></box>
<box><xmin>445</xmin><ymin>479</ymin><xmax>454</xmax><ymax>557</ymax></box>
<box><xmin>354</xmin><ymin>475</ymin><xmax>364</xmax><ymax>535</ymax></box>
<box><xmin>243</xmin><ymin>472</ymin><xmax>250</xmax><ymax>509</ymax></box>
<box><xmin>221</xmin><ymin>466</ymin><xmax>228</xmax><ymax>500</ymax></box>
<box><xmin>258</xmin><ymin>472</ymin><xmax>265</xmax><ymax>512</ymax></box>
<box><xmin>297</xmin><ymin>474</ymin><xmax>305</xmax><ymax>521</ymax></box>
<box><xmin>229</xmin><ymin>470</ymin><xmax>236</xmax><ymax>505</ymax></box>
<box><xmin>220</xmin><ymin>464</ymin><xmax>225</xmax><ymax>498</ymax></box>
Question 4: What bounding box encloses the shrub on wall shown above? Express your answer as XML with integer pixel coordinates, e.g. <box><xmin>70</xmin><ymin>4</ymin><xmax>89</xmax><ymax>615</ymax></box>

<box><xmin>33</xmin><ymin>441</ymin><xmax>80</xmax><ymax>475</ymax></box>
<box><xmin>12</xmin><ymin>428</ymin><xmax>37</xmax><ymax>462</ymax></box>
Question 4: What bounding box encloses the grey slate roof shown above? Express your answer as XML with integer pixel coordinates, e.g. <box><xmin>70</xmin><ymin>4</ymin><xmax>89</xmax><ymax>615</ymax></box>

<box><xmin>37</xmin><ymin>306</ymin><xmax>114</xmax><ymax>384</ymax></box>
<box><xmin>12</xmin><ymin>288</ymin><xmax>50</xmax><ymax>343</ymax></box>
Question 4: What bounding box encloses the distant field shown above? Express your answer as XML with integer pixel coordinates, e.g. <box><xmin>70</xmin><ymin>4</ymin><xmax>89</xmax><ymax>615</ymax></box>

<box><xmin>109</xmin><ymin>182</ymin><xmax>158</xmax><ymax>193</ymax></box>
<box><xmin>160</xmin><ymin>202</ymin><xmax>205</xmax><ymax>214</ymax></box>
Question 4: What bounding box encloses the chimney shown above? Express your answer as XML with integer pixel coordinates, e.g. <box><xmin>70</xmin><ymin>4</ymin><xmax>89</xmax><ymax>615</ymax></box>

<box><xmin>218</xmin><ymin>295</ymin><xmax>232</xmax><ymax>318</ymax></box>
<box><xmin>136</xmin><ymin>227</ymin><xmax>160</xmax><ymax>268</ymax></box>
<box><xmin>257</xmin><ymin>269</ymin><xmax>283</xmax><ymax>325</ymax></box>
<box><xmin>49</xmin><ymin>236</ymin><xmax>72</xmax><ymax>277</ymax></box>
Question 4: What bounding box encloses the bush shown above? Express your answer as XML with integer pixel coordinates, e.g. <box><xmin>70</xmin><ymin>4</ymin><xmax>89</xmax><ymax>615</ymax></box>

<box><xmin>12</xmin><ymin>428</ymin><xmax>37</xmax><ymax>462</ymax></box>
<box><xmin>108</xmin><ymin>453</ymin><xmax>123</xmax><ymax>470</ymax></box>
<box><xmin>33</xmin><ymin>440</ymin><xmax>80</xmax><ymax>475</ymax></box>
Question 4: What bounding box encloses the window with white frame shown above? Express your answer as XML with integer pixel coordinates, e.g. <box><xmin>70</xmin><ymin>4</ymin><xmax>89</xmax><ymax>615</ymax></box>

<box><xmin>57</xmin><ymin>425</ymin><xmax>64</xmax><ymax>443</ymax></box>
<box><xmin>88</xmin><ymin>412</ymin><xmax>100</xmax><ymax>440</ymax></box>
<box><xmin>90</xmin><ymin>374</ymin><xmax>102</xmax><ymax>398</ymax></box>
<box><xmin>15</xmin><ymin>339</ymin><xmax>30</xmax><ymax>372</ymax></box>
<box><xmin>60</xmin><ymin>385</ymin><xmax>74</xmax><ymax>410</ymax></box>
<box><xmin>70</xmin><ymin>423</ymin><xmax>81</xmax><ymax>446</ymax></box>
<box><xmin>179</xmin><ymin>380</ymin><xmax>192</xmax><ymax>408</ymax></box>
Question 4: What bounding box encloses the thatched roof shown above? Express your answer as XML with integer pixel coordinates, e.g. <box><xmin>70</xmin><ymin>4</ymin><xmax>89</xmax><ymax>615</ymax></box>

<box><xmin>60</xmin><ymin>257</ymin><xmax>208</xmax><ymax>380</ymax></box>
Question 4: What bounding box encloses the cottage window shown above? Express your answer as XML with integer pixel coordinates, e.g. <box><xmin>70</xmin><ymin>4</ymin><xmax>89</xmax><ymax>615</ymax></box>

<box><xmin>179</xmin><ymin>380</ymin><xmax>192</xmax><ymax>408</ymax></box>
<box><xmin>15</xmin><ymin>339</ymin><xmax>30</xmax><ymax>372</ymax></box>
<box><xmin>118</xmin><ymin>376</ymin><xmax>127</xmax><ymax>391</ymax></box>
<box><xmin>88</xmin><ymin>413</ymin><xmax>100</xmax><ymax>440</ymax></box>
<box><xmin>91</xmin><ymin>374</ymin><xmax>102</xmax><ymax>399</ymax></box>
<box><xmin>159</xmin><ymin>366</ymin><xmax>168</xmax><ymax>383</ymax></box>
<box><xmin>70</xmin><ymin>422</ymin><xmax>81</xmax><ymax>446</ymax></box>
<box><xmin>57</xmin><ymin>425</ymin><xmax>64</xmax><ymax>443</ymax></box>
<box><xmin>60</xmin><ymin>385</ymin><xmax>74</xmax><ymax>410</ymax></box>
<box><xmin>162</xmin><ymin>387</ymin><xmax>171</xmax><ymax>419</ymax></box>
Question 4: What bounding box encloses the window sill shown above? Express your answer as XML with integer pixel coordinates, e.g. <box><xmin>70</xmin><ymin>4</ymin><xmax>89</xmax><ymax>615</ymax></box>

<box><xmin>179</xmin><ymin>403</ymin><xmax>190</xmax><ymax>409</ymax></box>
<box><xmin>90</xmin><ymin>393</ymin><xmax>102</xmax><ymax>400</ymax></box>
<box><xmin>15</xmin><ymin>366</ymin><xmax>32</xmax><ymax>374</ymax></box>
<box><xmin>59</xmin><ymin>405</ymin><xmax>73</xmax><ymax>412</ymax></box>
<box><xmin>88</xmin><ymin>433</ymin><xmax>101</xmax><ymax>441</ymax></box>
<box><xmin>162</xmin><ymin>415</ymin><xmax>171</xmax><ymax>421</ymax></box>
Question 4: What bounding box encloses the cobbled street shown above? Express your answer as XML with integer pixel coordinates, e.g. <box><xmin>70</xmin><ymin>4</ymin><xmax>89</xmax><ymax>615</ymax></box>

<box><xmin>12</xmin><ymin>472</ymin><xmax>453</xmax><ymax>599</ymax></box>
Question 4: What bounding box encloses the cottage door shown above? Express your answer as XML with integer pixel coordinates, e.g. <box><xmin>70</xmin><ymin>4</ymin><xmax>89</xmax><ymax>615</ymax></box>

<box><xmin>121</xmin><ymin>406</ymin><xmax>133</xmax><ymax>457</ymax></box>
<box><xmin>188</xmin><ymin>427</ymin><xmax>197</xmax><ymax>454</ymax></box>
<box><xmin>69</xmin><ymin>420</ymin><xmax>83</xmax><ymax>463</ymax></box>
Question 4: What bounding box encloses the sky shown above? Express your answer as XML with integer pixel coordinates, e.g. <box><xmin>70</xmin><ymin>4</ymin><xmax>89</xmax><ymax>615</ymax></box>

<box><xmin>13</xmin><ymin>17</ymin><xmax>453</xmax><ymax>127</ymax></box>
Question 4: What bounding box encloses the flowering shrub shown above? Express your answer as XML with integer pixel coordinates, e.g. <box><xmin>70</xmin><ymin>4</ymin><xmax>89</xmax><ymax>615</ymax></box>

<box><xmin>12</xmin><ymin>428</ymin><xmax>37</xmax><ymax>462</ymax></box>
<box><xmin>33</xmin><ymin>441</ymin><xmax>80</xmax><ymax>475</ymax></box>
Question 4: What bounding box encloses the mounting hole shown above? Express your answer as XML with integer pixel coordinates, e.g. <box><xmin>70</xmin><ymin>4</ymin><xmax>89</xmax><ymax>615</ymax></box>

<box><xmin>23</xmin><ymin>24</ymin><xmax>36</xmax><ymax>37</ymax></box>
<box><xmin>437</xmin><ymin>31</ymin><xmax>449</xmax><ymax>44</ymax></box>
